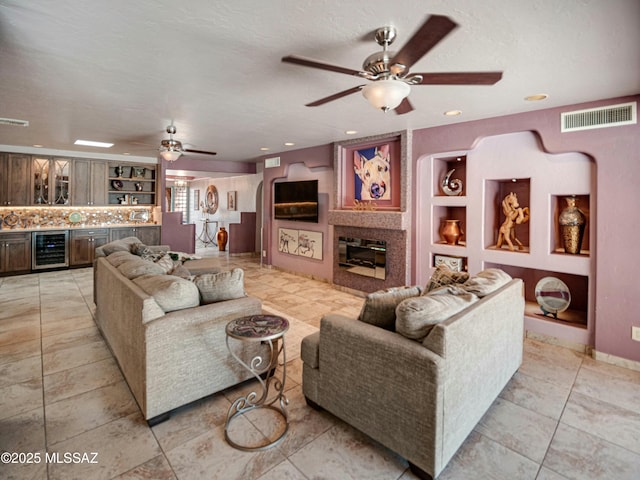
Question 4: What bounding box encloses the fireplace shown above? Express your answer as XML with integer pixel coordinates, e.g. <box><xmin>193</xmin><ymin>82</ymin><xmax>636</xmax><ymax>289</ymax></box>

<box><xmin>338</xmin><ymin>237</ymin><xmax>386</xmax><ymax>279</ymax></box>
<box><xmin>333</xmin><ymin>225</ymin><xmax>407</xmax><ymax>293</ymax></box>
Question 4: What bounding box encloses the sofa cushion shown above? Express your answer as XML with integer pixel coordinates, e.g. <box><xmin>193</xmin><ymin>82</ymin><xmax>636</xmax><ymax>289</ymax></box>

<box><xmin>193</xmin><ymin>268</ymin><xmax>246</xmax><ymax>304</ymax></box>
<box><xmin>101</xmin><ymin>236</ymin><xmax>141</xmax><ymax>256</ymax></box>
<box><xmin>117</xmin><ymin>258</ymin><xmax>166</xmax><ymax>280</ymax></box>
<box><xmin>132</xmin><ymin>274</ymin><xmax>200</xmax><ymax>313</ymax></box>
<box><xmin>358</xmin><ymin>285</ymin><xmax>423</xmax><ymax>331</ymax></box>
<box><xmin>105</xmin><ymin>250</ymin><xmax>139</xmax><ymax>267</ymax></box>
<box><xmin>463</xmin><ymin>269</ymin><xmax>512</xmax><ymax>297</ymax></box>
<box><xmin>396</xmin><ymin>287</ymin><xmax>479</xmax><ymax>342</ymax></box>
<box><xmin>425</xmin><ymin>265</ymin><xmax>469</xmax><ymax>292</ymax></box>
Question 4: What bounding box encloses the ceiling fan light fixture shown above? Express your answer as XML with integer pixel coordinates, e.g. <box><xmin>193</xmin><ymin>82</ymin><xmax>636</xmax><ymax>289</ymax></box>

<box><xmin>362</xmin><ymin>79</ymin><xmax>410</xmax><ymax>112</ymax></box>
<box><xmin>160</xmin><ymin>149</ymin><xmax>182</xmax><ymax>162</ymax></box>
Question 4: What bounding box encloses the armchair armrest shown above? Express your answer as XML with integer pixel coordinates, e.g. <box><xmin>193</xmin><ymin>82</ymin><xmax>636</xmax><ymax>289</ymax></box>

<box><xmin>314</xmin><ymin>314</ymin><xmax>445</xmax><ymax>468</ymax></box>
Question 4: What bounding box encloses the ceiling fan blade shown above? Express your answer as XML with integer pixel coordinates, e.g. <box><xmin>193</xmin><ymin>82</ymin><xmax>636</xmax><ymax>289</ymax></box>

<box><xmin>282</xmin><ymin>55</ymin><xmax>365</xmax><ymax>77</ymax></box>
<box><xmin>306</xmin><ymin>86</ymin><xmax>364</xmax><ymax>107</ymax></box>
<box><xmin>305</xmin><ymin>85</ymin><xmax>364</xmax><ymax>107</ymax></box>
<box><xmin>184</xmin><ymin>148</ymin><xmax>217</xmax><ymax>156</ymax></box>
<box><xmin>391</xmin><ymin>15</ymin><xmax>458</xmax><ymax>70</ymax></box>
<box><xmin>394</xmin><ymin>97</ymin><xmax>414</xmax><ymax>115</ymax></box>
<box><xmin>413</xmin><ymin>71</ymin><xmax>503</xmax><ymax>85</ymax></box>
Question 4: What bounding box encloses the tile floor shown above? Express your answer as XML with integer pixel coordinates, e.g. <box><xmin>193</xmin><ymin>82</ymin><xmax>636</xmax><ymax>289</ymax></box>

<box><xmin>1</xmin><ymin>250</ymin><xmax>640</xmax><ymax>479</ymax></box>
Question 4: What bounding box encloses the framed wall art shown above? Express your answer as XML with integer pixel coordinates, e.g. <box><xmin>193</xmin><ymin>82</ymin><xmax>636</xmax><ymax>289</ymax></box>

<box><xmin>278</xmin><ymin>228</ymin><xmax>322</xmax><ymax>260</ymax></box>
<box><xmin>227</xmin><ymin>190</ymin><xmax>237</xmax><ymax>211</ymax></box>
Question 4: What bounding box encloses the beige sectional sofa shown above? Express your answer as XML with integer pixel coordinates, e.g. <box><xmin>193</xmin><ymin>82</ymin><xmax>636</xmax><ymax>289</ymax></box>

<box><xmin>301</xmin><ymin>269</ymin><xmax>524</xmax><ymax>480</ymax></box>
<box><xmin>93</xmin><ymin>238</ymin><xmax>264</xmax><ymax>423</ymax></box>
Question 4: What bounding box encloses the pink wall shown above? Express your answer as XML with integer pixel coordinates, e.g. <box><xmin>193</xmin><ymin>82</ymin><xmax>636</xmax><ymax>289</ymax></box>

<box><xmin>261</xmin><ymin>144</ymin><xmax>334</xmax><ymax>281</ymax></box>
<box><xmin>410</xmin><ymin>95</ymin><xmax>640</xmax><ymax>362</ymax></box>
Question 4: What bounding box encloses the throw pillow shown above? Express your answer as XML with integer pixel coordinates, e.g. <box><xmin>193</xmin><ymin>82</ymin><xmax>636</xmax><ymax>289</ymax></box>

<box><xmin>170</xmin><ymin>264</ymin><xmax>192</xmax><ymax>279</ymax></box>
<box><xmin>193</xmin><ymin>268</ymin><xmax>246</xmax><ymax>304</ymax></box>
<box><xmin>154</xmin><ymin>254</ymin><xmax>175</xmax><ymax>274</ymax></box>
<box><xmin>133</xmin><ymin>274</ymin><xmax>200</xmax><ymax>313</ymax></box>
<box><xmin>117</xmin><ymin>258</ymin><xmax>166</xmax><ymax>280</ymax></box>
<box><xmin>463</xmin><ymin>268</ymin><xmax>512</xmax><ymax>297</ymax></box>
<box><xmin>101</xmin><ymin>236</ymin><xmax>141</xmax><ymax>256</ymax></box>
<box><xmin>358</xmin><ymin>285</ymin><xmax>423</xmax><ymax>331</ymax></box>
<box><xmin>131</xmin><ymin>242</ymin><xmax>165</xmax><ymax>262</ymax></box>
<box><xmin>396</xmin><ymin>289</ymin><xmax>478</xmax><ymax>342</ymax></box>
<box><xmin>105</xmin><ymin>250</ymin><xmax>139</xmax><ymax>267</ymax></box>
<box><xmin>424</xmin><ymin>265</ymin><xmax>469</xmax><ymax>292</ymax></box>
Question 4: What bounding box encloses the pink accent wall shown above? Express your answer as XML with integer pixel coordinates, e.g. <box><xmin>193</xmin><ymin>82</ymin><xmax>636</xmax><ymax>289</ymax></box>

<box><xmin>229</xmin><ymin>212</ymin><xmax>256</xmax><ymax>254</ymax></box>
<box><xmin>161</xmin><ymin>212</ymin><xmax>196</xmax><ymax>253</ymax></box>
<box><xmin>261</xmin><ymin>144</ymin><xmax>334</xmax><ymax>281</ymax></box>
<box><xmin>410</xmin><ymin>95</ymin><xmax>640</xmax><ymax>362</ymax></box>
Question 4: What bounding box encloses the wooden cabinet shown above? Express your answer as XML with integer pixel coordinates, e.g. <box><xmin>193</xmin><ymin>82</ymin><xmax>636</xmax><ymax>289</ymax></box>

<box><xmin>110</xmin><ymin>226</ymin><xmax>160</xmax><ymax>245</ymax></box>
<box><xmin>0</xmin><ymin>153</ymin><xmax>31</xmax><ymax>206</ymax></box>
<box><xmin>0</xmin><ymin>232</ymin><xmax>31</xmax><ymax>274</ymax></box>
<box><xmin>108</xmin><ymin>163</ymin><xmax>157</xmax><ymax>206</ymax></box>
<box><xmin>72</xmin><ymin>159</ymin><xmax>108</xmax><ymax>206</ymax></box>
<box><xmin>69</xmin><ymin>228</ymin><xmax>109</xmax><ymax>266</ymax></box>
<box><xmin>31</xmin><ymin>156</ymin><xmax>71</xmax><ymax>205</ymax></box>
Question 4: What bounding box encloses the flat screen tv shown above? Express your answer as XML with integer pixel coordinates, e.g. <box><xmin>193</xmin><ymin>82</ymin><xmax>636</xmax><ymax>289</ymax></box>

<box><xmin>274</xmin><ymin>179</ymin><xmax>319</xmax><ymax>223</ymax></box>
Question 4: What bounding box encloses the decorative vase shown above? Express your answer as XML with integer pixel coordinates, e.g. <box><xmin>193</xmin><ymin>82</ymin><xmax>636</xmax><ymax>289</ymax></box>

<box><xmin>217</xmin><ymin>227</ymin><xmax>228</xmax><ymax>251</ymax></box>
<box><xmin>442</xmin><ymin>219</ymin><xmax>463</xmax><ymax>245</ymax></box>
<box><xmin>441</xmin><ymin>169</ymin><xmax>463</xmax><ymax>196</ymax></box>
<box><xmin>558</xmin><ymin>196</ymin><xmax>586</xmax><ymax>254</ymax></box>
<box><xmin>115</xmin><ymin>165</ymin><xmax>124</xmax><ymax>178</ymax></box>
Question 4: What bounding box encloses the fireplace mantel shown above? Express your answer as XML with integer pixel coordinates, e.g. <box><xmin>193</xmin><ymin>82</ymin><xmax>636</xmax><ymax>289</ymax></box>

<box><xmin>328</xmin><ymin>209</ymin><xmax>409</xmax><ymax>231</ymax></box>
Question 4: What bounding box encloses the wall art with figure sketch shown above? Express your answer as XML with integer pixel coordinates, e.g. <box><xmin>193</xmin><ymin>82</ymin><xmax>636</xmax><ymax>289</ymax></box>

<box><xmin>278</xmin><ymin>228</ymin><xmax>323</xmax><ymax>260</ymax></box>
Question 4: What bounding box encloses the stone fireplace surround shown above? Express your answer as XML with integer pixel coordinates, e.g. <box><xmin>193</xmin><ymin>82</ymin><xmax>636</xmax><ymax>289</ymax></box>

<box><xmin>329</xmin><ymin>130</ymin><xmax>411</xmax><ymax>293</ymax></box>
<box><xmin>333</xmin><ymin>223</ymin><xmax>408</xmax><ymax>293</ymax></box>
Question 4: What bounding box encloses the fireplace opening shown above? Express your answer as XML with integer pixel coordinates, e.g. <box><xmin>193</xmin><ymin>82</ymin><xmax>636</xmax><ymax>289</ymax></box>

<box><xmin>338</xmin><ymin>237</ymin><xmax>386</xmax><ymax>279</ymax></box>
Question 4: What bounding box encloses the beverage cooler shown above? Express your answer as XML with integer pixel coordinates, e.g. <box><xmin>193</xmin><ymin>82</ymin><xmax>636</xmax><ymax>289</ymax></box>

<box><xmin>32</xmin><ymin>230</ymin><xmax>69</xmax><ymax>270</ymax></box>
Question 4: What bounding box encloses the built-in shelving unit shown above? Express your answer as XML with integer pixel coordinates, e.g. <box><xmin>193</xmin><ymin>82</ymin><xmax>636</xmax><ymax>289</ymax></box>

<box><xmin>108</xmin><ymin>163</ymin><xmax>157</xmax><ymax>206</ymax></box>
<box><xmin>419</xmin><ymin>131</ymin><xmax>596</xmax><ymax>348</ymax></box>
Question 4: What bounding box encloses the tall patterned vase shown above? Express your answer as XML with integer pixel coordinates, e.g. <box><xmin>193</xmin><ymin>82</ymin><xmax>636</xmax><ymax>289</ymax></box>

<box><xmin>559</xmin><ymin>196</ymin><xmax>586</xmax><ymax>254</ymax></box>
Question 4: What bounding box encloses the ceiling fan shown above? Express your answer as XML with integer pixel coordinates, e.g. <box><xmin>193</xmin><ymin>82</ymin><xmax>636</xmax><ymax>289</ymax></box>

<box><xmin>159</xmin><ymin>124</ymin><xmax>217</xmax><ymax>162</ymax></box>
<box><xmin>282</xmin><ymin>14</ymin><xmax>503</xmax><ymax>114</ymax></box>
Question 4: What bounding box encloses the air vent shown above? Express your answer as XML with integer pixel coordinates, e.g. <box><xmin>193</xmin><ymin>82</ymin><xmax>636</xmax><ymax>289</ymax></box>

<box><xmin>561</xmin><ymin>102</ymin><xmax>636</xmax><ymax>132</ymax></box>
<box><xmin>264</xmin><ymin>156</ymin><xmax>281</xmax><ymax>168</ymax></box>
<box><xmin>0</xmin><ymin>117</ymin><xmax>29</xmax><ymax>127</ymax></box>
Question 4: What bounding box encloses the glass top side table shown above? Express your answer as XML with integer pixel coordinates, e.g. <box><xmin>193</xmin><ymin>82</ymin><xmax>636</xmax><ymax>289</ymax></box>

<box><xmin>224</xmin><ymin>314</ymin><xmax>289</xmax><ymax>451</ymax></box>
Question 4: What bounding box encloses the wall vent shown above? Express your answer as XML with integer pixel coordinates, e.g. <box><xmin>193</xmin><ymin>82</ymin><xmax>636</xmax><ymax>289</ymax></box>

<box><xmin>561</xmin><ymin>102</ymin><xmax>636</xmax><ymax>132</ymax></box>
<box><xmin>0</xmin><ymin>117</ymin><xmax>29</xmax><ymax>127</ymax></box>
<box><xmin>264</xmin><ymin>156</ymin><xmax>281</xmax><ymax>168</ymax></box>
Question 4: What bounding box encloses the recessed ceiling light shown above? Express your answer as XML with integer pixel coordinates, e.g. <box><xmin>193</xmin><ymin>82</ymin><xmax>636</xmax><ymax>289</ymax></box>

<box><xmin>74</xmin><ymin>139</ymin><xmax>114</xmax><ymax>148</ymax></box>
<box><xmin>32</xmin><ymin>144</ymin><xmax>43</xmax><ymax>148</ymax></box>
<box><xmin>123</xmin><ymin>152</ymin><xmax>130</xmax><ymax>155</ymax></box>
<box><xmin>525</xmin><ymin>94</ymin><xmax>548</xmax><ymax>101</ymax></box>
<box><xmin>444</xmin><ymin>110</ymin><xmax>462</xmax><ymax>116</ymax></box>
<box><xmin>284</xmin><ymin>142</ymin><xmax>295</xmax><ymax>146</ymax></box>
<box><xmin>260</xmin><ymin>147</ymin><xmax>270</xmax><ymax>151</ymax></box>
<box><xmin>345</xmin><ymin>130</ymin><xmax>358</xmax><ymax>135</ymax></box>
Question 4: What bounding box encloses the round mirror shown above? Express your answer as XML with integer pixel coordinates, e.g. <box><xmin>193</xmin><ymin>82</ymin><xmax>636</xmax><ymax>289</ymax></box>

<box><xmin>535</xmin><ymin>277</ymin><xmax>571</xmax><ymax>319</ymax></box>
<box><xmin>205</xmin><ymin>185</ymin><xmax>219</xmax><ymax>214</ymax></box>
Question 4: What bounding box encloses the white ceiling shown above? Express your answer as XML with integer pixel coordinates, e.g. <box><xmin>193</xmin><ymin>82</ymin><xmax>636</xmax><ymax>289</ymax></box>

<box><xmin>0</xmin><ymin>0</ymin><xmax>638</xmax><ymax>167</ymax></box>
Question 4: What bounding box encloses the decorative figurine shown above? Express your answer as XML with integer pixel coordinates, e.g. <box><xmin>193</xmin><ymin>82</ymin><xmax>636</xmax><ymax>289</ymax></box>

<box><xmin>496</xmin><ymin>192</ymin><xmax>530</xmax><ymax>251</ymax></box>
<box><xmin>441</xmin><ymin>168</ymin><xmax>463</xmax><ymax>196</ymax></box>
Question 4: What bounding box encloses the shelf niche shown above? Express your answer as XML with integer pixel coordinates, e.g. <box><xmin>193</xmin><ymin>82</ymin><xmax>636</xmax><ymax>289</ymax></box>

<box><xmin>433</xmin><ymin>155</ymin><xmax>466</xmax><ymax>197</ymax></box>
<box><xmin>484</xmin><ymin>178</ymin><xmax>531</xmax><ymax>252</ymax></box>
<box><xmin>485</xmin><ymin>262</ymin><xmax>588</xmax><ymax>329</ymax></box>
<box><xmin>552</xmin><ymin>194</ymin><xmax>591</xmax><ymax>256</ymax></box>
<box><xmin>433</xmin><ymin>205</ymin><xmax>466</xmax><ymax>247</ymax></box>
